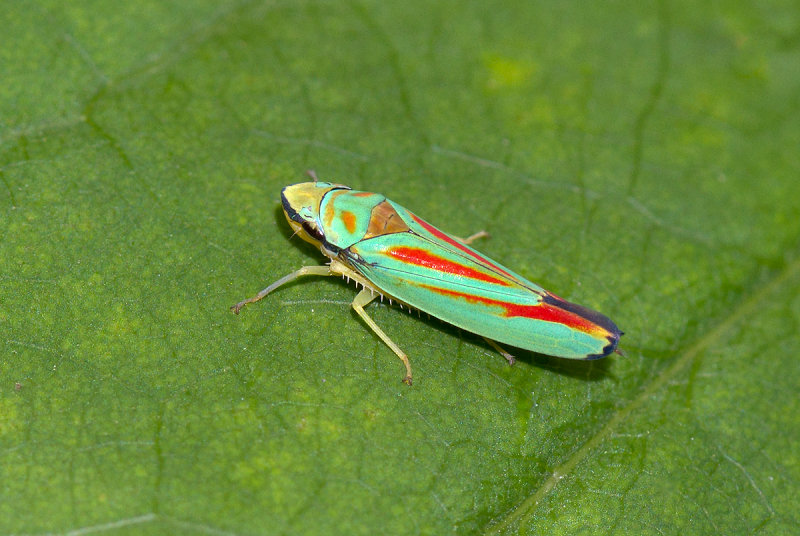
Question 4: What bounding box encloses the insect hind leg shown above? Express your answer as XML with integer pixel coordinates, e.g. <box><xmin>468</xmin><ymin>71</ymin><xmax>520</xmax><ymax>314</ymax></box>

<box><xmin>483</xmin><ymin>337</ymin><xmax>516</xmax><ymax>365</ymax></box>
<box><xmin>456</xmin><ymin>230</ymin><xmax>490</xmax><ymax>245</ymax></box>
<box><xmin>351</xmin><ymin>288</ymin><xmax>413</xmax><ymax>385</ymax></box>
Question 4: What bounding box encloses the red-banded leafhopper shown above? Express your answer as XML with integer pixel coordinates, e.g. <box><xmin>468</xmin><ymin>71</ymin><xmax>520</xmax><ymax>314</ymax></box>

<box><xmin>233</xmin><ymin>177</ymin><xmax>622</xmax><ymax>384</ymax></box>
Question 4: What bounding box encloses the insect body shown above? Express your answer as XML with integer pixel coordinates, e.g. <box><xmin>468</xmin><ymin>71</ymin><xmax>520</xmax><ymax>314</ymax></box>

<box><xmin>233</xmin><ymin>179</ymin><xmax>622</xmax><ymax>384</ymax></box>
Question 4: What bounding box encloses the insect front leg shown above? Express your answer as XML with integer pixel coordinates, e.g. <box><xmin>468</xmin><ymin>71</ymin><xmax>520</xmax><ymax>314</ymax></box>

<box><xmin>231</xmin><ymin>265</ymin><xmax>333</xmax><ymax>314</ymax></box>
<box><xmin>351</xmin><ymin>288</ymin><xmax>414</xmax><ymax>386</ymax></box>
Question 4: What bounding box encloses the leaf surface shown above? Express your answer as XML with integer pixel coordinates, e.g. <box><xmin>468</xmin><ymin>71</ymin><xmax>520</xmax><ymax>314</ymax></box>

<box><xmin>2</xmin><ymin>1</ymin><xmax>798</xmax><ymax>534</ymax></box>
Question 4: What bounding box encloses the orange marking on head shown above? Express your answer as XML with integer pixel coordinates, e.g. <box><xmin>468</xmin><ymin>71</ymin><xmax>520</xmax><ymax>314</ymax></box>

<box><xmin>324</xmin><ymin>201</ymin><xmax>336</xmax><ymax>228</ymax></box>
<box><xmin>342</xmin><ymin>210</ymin><xmax>357</xmax><ymax>234</ymax></box>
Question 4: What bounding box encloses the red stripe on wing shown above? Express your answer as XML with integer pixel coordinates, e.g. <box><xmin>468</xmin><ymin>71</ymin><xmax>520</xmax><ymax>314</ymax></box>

<box><xmin>409</xmin><ymin>213</ymin><xmax>518</xmax><ymax>280</ymax></box>
<box><xmin>386</xmin><ymin>246</ymin><xmax>512</xmax><ymax>286</ymax></box>
<box><xmin>420</xmin><ymin>285</ymin><xmax>607</xmax><ymax>336</ymax></box>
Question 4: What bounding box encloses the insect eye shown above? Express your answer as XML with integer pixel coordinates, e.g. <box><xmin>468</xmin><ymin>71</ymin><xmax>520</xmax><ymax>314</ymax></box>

<box><xmin>302</xmin><ymin>221</ymin><xmax>325</xmax><ymax>242</ymax></box>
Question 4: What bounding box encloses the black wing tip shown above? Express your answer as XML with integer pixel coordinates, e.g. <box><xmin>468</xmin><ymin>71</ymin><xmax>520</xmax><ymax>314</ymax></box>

<box><xmin>543</xmin><ymin>293</ymin><xmax>621</xmax><ymax>333</ymax></box>
<box><xmin>584</xmin><ymin>329</ymin><xmax>625</xmax><ymax>360</ymax></box>
<box><xmin>584</xmin><ymin>353</ymin><xmax>606</xmax><ymax>361</ymax></box>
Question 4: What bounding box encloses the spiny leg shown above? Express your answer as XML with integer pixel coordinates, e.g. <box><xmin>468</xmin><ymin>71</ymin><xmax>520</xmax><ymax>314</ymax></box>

<box><xmin>351</xmin><ymin>288</ymin><xmax>413</xmax><ymax>385</ymax></box>
<box><xmin>483</xmin><ymin>337</ymin><xmax>516</xmax><ymax>365</ymax></box>
<box><xmin>231</xmin><ymin>265</ymin><xmax>332</xmax><ymax>314</ymax></box>
<box><xmin>458</xmin><ymin>230</ymin><xmax>490</xmax><ymax>245</ymax></box>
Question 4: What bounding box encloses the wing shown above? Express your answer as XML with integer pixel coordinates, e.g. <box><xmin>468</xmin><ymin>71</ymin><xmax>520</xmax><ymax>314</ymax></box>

<box><xmin>345</xmin><ymin>203</ymin><xmax>620</xmax><ymax>359</ymax></box>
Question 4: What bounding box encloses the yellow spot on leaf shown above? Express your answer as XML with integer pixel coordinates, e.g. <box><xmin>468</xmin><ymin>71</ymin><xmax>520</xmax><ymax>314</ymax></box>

<box><xmin>484</xmin><ymin>55</ymin><xmax>536</xmax><ymax>90</ymax></box>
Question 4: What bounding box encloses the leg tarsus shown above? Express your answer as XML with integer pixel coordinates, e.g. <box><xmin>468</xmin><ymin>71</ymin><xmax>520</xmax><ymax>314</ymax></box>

<box><xmin>351</xmin><ymin>288</ymin><xmax>414</xmax><ymax>385</ymax></box>
<box><xmin>484</xmin><ymin>337</ymin><xmax>516</xmax><ymax>365</ymax></box>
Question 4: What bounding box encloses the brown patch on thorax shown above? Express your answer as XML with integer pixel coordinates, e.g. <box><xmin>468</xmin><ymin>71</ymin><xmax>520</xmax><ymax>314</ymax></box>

<box><xmin>363</xmin><ymin>201</ymin><xmax>410</xmax><ymax>238</ymax></box>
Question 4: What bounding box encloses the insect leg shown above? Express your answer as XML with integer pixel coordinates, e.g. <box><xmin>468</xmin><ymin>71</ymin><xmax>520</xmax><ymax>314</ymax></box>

<box><xmin>458</xmin><ymin>230</ymin><xmax>490</xmax><ymax>245</ymax></box>
<box><xmin>483</xmin><ymin>337</ymin><xmax>516</xmax><ymax>365</ymax></box>
<box><xmin>351</xmin><ymin>288</ymin><xmax>413</xmax><ymax>385</ymax></box>
<box><xmin>231</xmin><ymin>265</ymin><xmax>332</xmax><ymax>314</ymax></box>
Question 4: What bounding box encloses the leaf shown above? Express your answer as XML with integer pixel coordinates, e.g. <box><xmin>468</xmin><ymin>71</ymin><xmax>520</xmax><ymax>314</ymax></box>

<box><xmin>2</xmin><ymin>1</ymin><xmax>798</xmax><ymax>534</ymax></box>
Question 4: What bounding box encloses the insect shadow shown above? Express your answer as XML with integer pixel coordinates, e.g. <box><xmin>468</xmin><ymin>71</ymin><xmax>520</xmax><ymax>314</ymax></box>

<box><xmin>414</xmin><ymin>312</ymin><xmax>614</xmax><ymax>382</ymax></box>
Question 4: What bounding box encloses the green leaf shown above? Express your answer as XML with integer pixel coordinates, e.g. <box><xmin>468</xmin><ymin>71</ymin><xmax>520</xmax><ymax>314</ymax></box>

<box><xmin>2</xmin><ymin>1</ymin><xmax>798</xmax><ymax>534</ymax></box>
